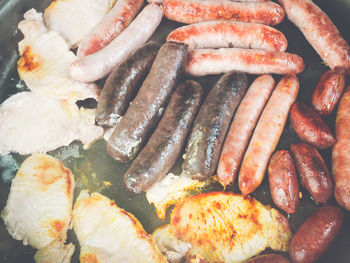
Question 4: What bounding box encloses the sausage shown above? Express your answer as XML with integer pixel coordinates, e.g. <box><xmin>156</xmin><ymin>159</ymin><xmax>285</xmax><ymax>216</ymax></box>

<box><xmin>278</xmin><ymin>0</ymin><xmax>350</xmax><ymax>71</ymax></box>
<box><xmin>290</xmin><ymin>102</ymin><xmax>336</xmax><ymax>149</ymax></box>
<box><xmin>217</xmin><ymin>74</ymin><xmax>275</xmax><ymax>186</ymax></box>
<box><xmin>183</xmin><ymin>71</ymin><xmax>249</xmax><ymax>181</ymax></box>
<box><xmin>238</xmin><ymin>74</ymin><xmax>299</xmax><ymax>195</ymax></box>
<box><xmin>290</xmin><ymin>142</ymin><xmax>333</xmax><ymax>204</ymax></box>
<box><xmin>69</xmin><ymin>4</ymin><xmax>163</xmax><ymax>82</ymax></box>
<box><xmin>248</xmin><ymin>254</ymin><xmax>290</xmax><ymax>263</ymax></box>
<box><xmin>163</xmin><ymin>0</ymin><xmax>285</xmax><ymax>26</ymax></box>
<box><xmin>95</xmin><ymin>41</ymin><xmax>160</xmax><ymax>127</ymax></box>
<box><xmin>77</xmin><ymin>0</ymin><xmax>144</xmax><ymax>57</ymax></box>
<box><xmin>107</xmin><ymin>42</ymin><xmax>188</xmax><ymax>162</ymax></box>
<box><xmin>166</xmin><ymin>21</ymin><xmax>288</xmax><ymax>52</ymax></box>
<box><xmin>289</xmin><ymin>206</ymin><xmax>344</xmax><ymax>263</ymax></box>
<box><xmin>332</xmin><ymin>85</ymin><xmax>350</xmax><ymax>210</ymax></box>
<box><xmin>268</xmin><ymin>150</ymin><xmax>300</xmax><ymax>214</ymax></box>
<box><xmin>123</xmin><ymin>81</ymin><xmax>203</xmax><ymax>193</ymax></box>
<box><xmin>185</xmin><ymin>48</ymin><xmax>304</xmax><ymax>77</ymax></box>
<box><xmin>311</xmin><ymin>67</ymin><xmax>347</xmax><ymax>116</ymax></box>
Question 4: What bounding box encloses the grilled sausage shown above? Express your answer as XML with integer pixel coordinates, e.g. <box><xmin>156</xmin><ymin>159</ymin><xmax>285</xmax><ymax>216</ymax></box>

<box><xmin>217</xmin><ymin>74</ymin><xmax>275</xmax><ymax>186</ymax></box>
<box><xmin>238</xmin><ymin>74</ymin><xmax>299</xmax><ymax>195</ymax></box>
<box><xmin>289</xmin><ymin>206</ymin><xmax>344</xmax><ymax>263</ymax></box>
<box><xmin>248</xmin><ymin>254</ymin><xmax>290</xmax><ymax>263</ymax></box>
<box><xmin>107</xmin><ymin>42</ymin><xmax>188</xmax><ymax>162</ymax></box>
<box><xmin>290</xmin><ymin>102</ymin><xmax>336</xmax><ymax>149</ymax></box>
<box><xmin>167</xmin><ymin>21</ymin><xmax>288</xmax><ymax>52</ymax></box>
<box><xmin>332</xmin><ymin>85</ymin><xmax>350</xmax><ymax>210</ymax></box>
<box><xmin>77</xmin><ymin>0</ymin><xmax>144</xmax><ymax>57</ymax></box>
<box><xmin>185</xmin><ymin>48</ymin><xmax>304</xmax><ymax>76</ymax></box>
<box><xmin>278</xmin><ymin>0</ymin><xmax>350</xmax><ymax>71</ymax></box>
<box><xmin>96</xmin><ymin>41</ymin><xmax>160</xmax><ymax>127</ymax></box>
<box><xmin>123</xmin><ymin>81</ymin><xmax>203</xmax><ymax>193</ymax></box>
<box><xmin>69</xmin><ymin>4</ymin><xmax>163</xmax><ymax>82</ymax></box>
<box><xmin>290</xmin><ymin>142</ymin><xmax>333</xmax><ymax>204</ymax></box>
<box><xmin>268</xmin><ymin>150</ymin><xmax>300</xmax><ymax>214</ymax></box>
<box><xmin>311</xmin><ymin>67</ymin><xmax>347</xmax><ymax>116</ymax></box>
<box><xmin>183</xmin><ymin>71</ymin><xmax>249</xmax><ymax>181</ymax></box>
<box><xmin>163</xmin><ymin>0</ymin><xmax>285</xmax><ymax>26</ymax></box>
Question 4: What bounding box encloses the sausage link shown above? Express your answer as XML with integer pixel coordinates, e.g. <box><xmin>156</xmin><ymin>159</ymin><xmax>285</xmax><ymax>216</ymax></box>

<box><xmin>248</xmin><ymin>254</ymin><xmax>290</xmax><ymax>263</ymax></box>
<box><xmin>185</xmin><ymin>48</ymin><xmax>304</xmax><ymax>77</ymax></box>
<box><xmin>123</xmin><ymin>81</ymin><xmax>203</xmax><ymax>193</ymax></box>
<box><xmin>183</xmin><ymin>71</ymin><xmax>249</xmax><ymax>181</ymax></box>
<box><xmin>289</xmin><ymin>206</ymin><xmax>344</xmax><ymax>263</ymax></box>
<box><xmin>238</xmin><ymin>75</ymin><xmax>299</xmax><ymax>195</ymax></box>
<box><xmin>163</xmin><ymin>0</ymin><xmax>285</xmax><ymax>26</ymax></box>
<box><xmin>217</xmin><ymin>74</ymin><xmax>275</xmax><ymax>186</ymax></box>
<box><xmin>311</xmin><ymin>67</ymin><xmax>347</xmax><ymax>116</ymax></box>
<box><xmin>167</xmin><ymin>21</ymin><xmax>288</xmax><ymax>52</ymax></box>
<box><xmin>290</xmin><ymin>143</ymin><xmax>333</xmax><ymax>203</ymax></box>
<box><xmin>268</xmin><ymin>150</ymin><xmax>300</xmax><ymax>214</ymax></box>
<box><xmin>107</xmin><ymin>42</ymin><xmax>188</xmax><ymax>162</ymax></box>
<box><xmin>77</xmin><ymin>0</ymin><xmax>144</xmax><ymax>57</ymax></box>
<box><xmin>332</xmin><ymin>85</ymin><xmax>350</xmax><ymax>210</ymax></box>
<box><xmin>290</xmin><ymin>102</ymin><xmax>336</xmax><ymax>149</ymax></box>
<box><xmin>278</xmin><ymin>0</ymin><xmax>350</xmax><ymax>71</ymax></box>
<box><xmin>96</xmin><ymin>41</ymin><xmax>160</xmax><ymax>127</ymax></box>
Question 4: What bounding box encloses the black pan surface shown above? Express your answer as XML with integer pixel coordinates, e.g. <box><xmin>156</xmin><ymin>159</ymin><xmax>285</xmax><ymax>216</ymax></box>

<box><xmin>0</xmin><ymin>0</ymin><xmax>349</xmax><ymax>262</ymax></box>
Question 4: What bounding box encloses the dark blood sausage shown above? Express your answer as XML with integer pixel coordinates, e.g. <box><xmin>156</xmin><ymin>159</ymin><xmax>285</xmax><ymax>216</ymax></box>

<box><xmin>107</xmin><ymin>42</ymin><xmax>188</xmax><ymax>162</ymax></box>
<box><xmin>278</xmin><ymin>0</ymin><xmax>350</xmax><ymax>71</ymax></box>
<box><xmin>289</xmin><ymin>206</ymin><xmax>344</xmax><ymax>263</ymax></box>
<box><xmin>268</xmin><ymin>150</ymin><xmax>300</xmax><ymax>214</ymax></box>
<box><xmin>248</xmin><ymin>254</ymin><xmax>290</xmax><ymax>263</ymax></box>
<box><xmin>185</xmin><ymin>48</ymin><xmax>305</xmax><ymax>77</ymax></box>
<box><xmin>96</xmin><ymin>41</ymin><xmax>160</xmax><ymax>127</ymax></box>
<box><xmin>123</xmin><ymin>81</ymin><xmax>203</xmax><ymax>193</ymax></box>
<box><xmin>163</xmin><ymin>0</ymin><xmax>285</xmax><ymax>26</ymax></box>
<box><xmin>290</xmin><ymin>142</ymin><xmax>333</xmax><ymax>203</ymax></box>
<box><xmin>333</xmin><ymin>85</ymin><xmax>350</xmax><ymax>210</ymax></box>
<box><xmin>311</xmin><ymin>67</ymin><xmax>347</xmax><ymax>116</ymax></box>
<box><xmin>290</xmin><ymin>102</ymin><xmax>336</xmax><ymax>149</ymax></box>
<box><xmin>182</xmin><ymin>71</ymin><xmax>249</xmax><ymax>181</ymax></box>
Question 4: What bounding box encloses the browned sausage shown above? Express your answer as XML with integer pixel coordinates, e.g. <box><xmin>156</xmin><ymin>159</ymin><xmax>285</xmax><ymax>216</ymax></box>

<box><xmin>248</xmin><ymin>254</ymin><xmax>290</xmax><ymax>263</ymax></box>
<box><xmin>289</xmin><ymin>206</ymin><xmax>344</xmax><ymax>263</ymax></box>
<box><xmin>268</xmin><ymin>150</ymin><xmax>300</xmax><ymax>214</ymax></box>
<box><xmin>332</xmin><ymin>85</ymin><xmax>350</xmax><ymax>210</ymax></box>
<box><xmin>311</xmin><ymin>67</ymin><xmax>347</xmax><ymax>116</ymax></box>
<box><xmin>290</xmin><ymin>102</ymin><xmax>336</xmax><ymax>149</ymax></box>
<box><xmin>290</xmin><ymin>143</ymin><xmax>333</xmax><ymax>203</ymax></box>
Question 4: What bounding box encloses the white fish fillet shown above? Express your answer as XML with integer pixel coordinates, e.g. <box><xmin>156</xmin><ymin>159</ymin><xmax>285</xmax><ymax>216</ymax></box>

<box><xmin>34</xmin><ymin>242</ymin><xmax>75</xmax><ymax>263</ymax></box>
<box><xmin>0</xmin><ymin>92</ymin><xmax>103</xmax><ymax>155</ymax></box>
<box><xmin>72</xmin><ymin>190</ymin><xmax>167</xmax><ymax>263</ymax></box>
<box><xmin>44</xmin><ymin>0</ymin><xmax>116</xmax><ymax>48</ymax></box>
<box><xmin>17</xmin><ymin>9</ymin><xmax>99</xmax><ymax>102</ymax></box>
<box><xmin>1</xmin><ymin>154</ymin><xmax>75</xmax><ymax>249</ymax></box>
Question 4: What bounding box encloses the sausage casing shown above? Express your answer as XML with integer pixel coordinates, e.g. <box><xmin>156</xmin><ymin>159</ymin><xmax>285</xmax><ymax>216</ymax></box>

<box><xmin>290</xmin><ymin>142</ymin><xmax>333</xmax><ymax>203</ymax></box>
<box><xmin>183</xmin><ymin>71</ymin><xmax>249</xmax><ymax>181</ymax></box>
<box><xmin>123</xmin><ymin>81</ymin><xmax>203</xmax><ymax>193</ymax></box>
<box><xmin>268</xmin><ymin>150</ymin><xmax>300</xmax><ymax>214</ymax></box>
<box><xmin>238</xmin><ymin>75</ymin><xmax>299</xmax><ymax>195</ymax></box>
<box><xmin>217</xmin><ymin>74</ymin><xmax>275</xmax><ymax>186</ymax></box>
<box><xmin>107</xmin><ymin>42</ymin><xmax>188</xmax><ymax>162</ymax></box>
<box><xmin>332</xmin><ymin>85</ymin><xmax>350</xmax><ymax>210</ymax></box>
<box><xmin>96</xmin><ymin>41</ymin><xmax>160</xmax><ymax>127</ymax></box>
<box><xmin>289</xmin><ymin>206</ymin><xmax>344</xmax><ymax>263</ymax></box>
<box><xmin>290</xmin><ymin>102</ymin><xmax>336</xmax><ymax>149</ymax></box>
<box><xmin>311</xmin><ymin>67</ymin><xmax>347</xmax><ymax>116</ymax></box>
<box><xmin>248</xmin><ymin>254</ymin><xmax>290</xmax><ymax>263</ymax></box>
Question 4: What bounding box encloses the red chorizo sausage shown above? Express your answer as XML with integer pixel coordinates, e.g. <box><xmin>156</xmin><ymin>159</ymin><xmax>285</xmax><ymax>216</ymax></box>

<box><xmin>238</xmin><ymin>74</ymin><xmax>299</xmax><ymax>195</ymax></box>
<box><xmin>290</xmin><ymin>143</ymin><xmax>333</xmax><ymax>204</ymax></box>
<box><xmin>290</xmin><ymin>102</ymin><xmax>336</xmax><ymax>149</ymax></box>
<box><xmin>268</xmin><ymin>150</ymin><xmax>300</xmax><ymax>214</ymax></box>
<box><xmin>289</xmin><ymin>206</ymin><xmax>344</xmax><ymax>263</ymax></box>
